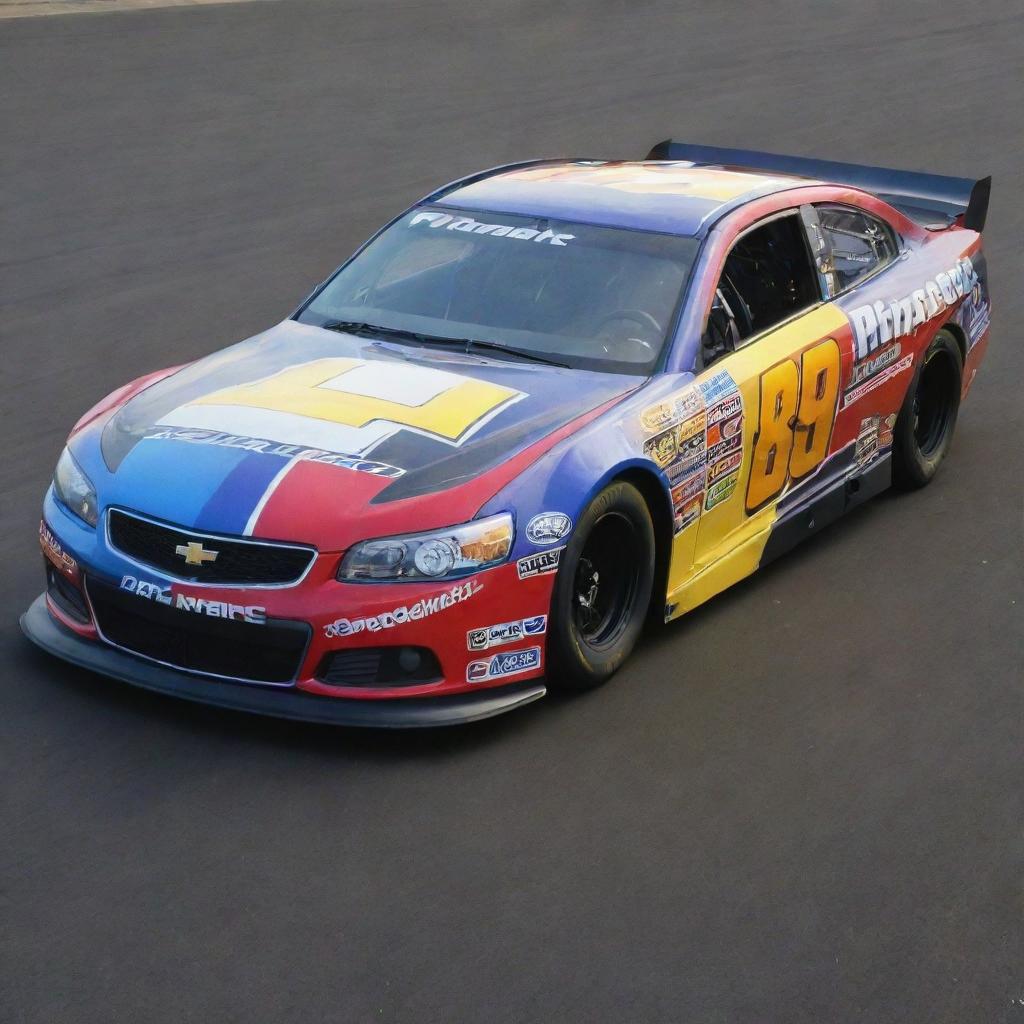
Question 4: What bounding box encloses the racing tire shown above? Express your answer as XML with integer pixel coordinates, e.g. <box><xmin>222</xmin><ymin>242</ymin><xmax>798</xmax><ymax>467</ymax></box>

<box><xmin>892</xmin><ymin>329</ymin><xmax>962</xmax><ymax>490</ymax></box>
<box><xmin>546</xmin><ymin>481</ymin><xmax>655</xmax><ymax>691</ymax></box>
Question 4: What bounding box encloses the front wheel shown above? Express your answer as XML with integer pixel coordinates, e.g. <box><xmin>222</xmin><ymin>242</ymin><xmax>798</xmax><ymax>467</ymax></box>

<box><xmin>892</xmin><ymin>329</ymin><xmax>962</xmax><ymax>489</ymax></box>
<box><xmin>546</xmin><ymin>481</ymin><xmax>655</xmax><ymax>691</ymax></box>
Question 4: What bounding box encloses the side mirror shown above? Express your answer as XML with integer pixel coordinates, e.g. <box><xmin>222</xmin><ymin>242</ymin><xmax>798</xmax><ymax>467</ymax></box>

<box><xmin>702</xmin><ymin>291</ymin><xmax>739</xmax><ymax>366</ymax></box>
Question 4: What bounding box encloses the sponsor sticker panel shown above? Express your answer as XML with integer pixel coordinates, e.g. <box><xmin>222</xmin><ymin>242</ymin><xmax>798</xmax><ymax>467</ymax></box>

<box><xmin>641</xmin><ymin>369</ymin><xmax>744</xmax><ymax>528</ymax></box>
<box><xmin>854</xmin><ymin>413</ymin><xmax>897</xmax><ymax>468</ymax></box>
<box><xmin>517</xmin><ymin>548</ymin><xmax>563</xmax><ymax>579</ymax></box>
<box><xmin>467</xmin><ymin>614</ymin><xmax>547</xmax><ymax>651</ymax></box>
<box><xmin>842</xmin><ymin>353</ymin><xmax>913</xmax><ymax>408</ymax></box>
<box><xmin>526</xmin><ymin>512</ymin><xmax>572</xmax><ymax>545</ymax></box>
<box><xmin>705</xmin><ymin>472</ymin><xmax>739</xmax><ymax>511</ymax></box>
<box><xmin>466</xmin><ymin>646</ymin><xmax>542</xmax><ymax>683</ymax></box>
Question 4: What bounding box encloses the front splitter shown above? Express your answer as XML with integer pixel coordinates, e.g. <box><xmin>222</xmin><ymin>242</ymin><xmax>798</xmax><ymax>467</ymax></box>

<box><xmin>19</xmin><ymin>594</ymin><xmax>546</xmax><ymax>728</ymax></box>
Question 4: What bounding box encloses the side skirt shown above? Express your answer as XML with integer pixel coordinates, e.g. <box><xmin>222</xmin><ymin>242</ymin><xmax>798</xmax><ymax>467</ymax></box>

<box><xmin>665</xmin><ymin>455</ymin><xmax>891</xmax><ymax>619</ymax></box>
<box><xmin>759</xmin><ymin>454</ymin><xmax>891</xmax><ymax>567</ymax></box>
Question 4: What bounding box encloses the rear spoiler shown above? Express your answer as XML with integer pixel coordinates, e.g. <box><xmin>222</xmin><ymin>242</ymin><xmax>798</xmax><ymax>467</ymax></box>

<box><xmin>646</xmin><ymin>140</ymin><xmax>991</xmax><ymax>232</ymax></box>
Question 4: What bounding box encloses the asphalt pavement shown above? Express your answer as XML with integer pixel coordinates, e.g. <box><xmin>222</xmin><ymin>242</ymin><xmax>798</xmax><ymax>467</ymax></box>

<box><xmin>2</xmin><ymin>2</ymin><xmax>1021</xmax><ymax>1021</ymax></box>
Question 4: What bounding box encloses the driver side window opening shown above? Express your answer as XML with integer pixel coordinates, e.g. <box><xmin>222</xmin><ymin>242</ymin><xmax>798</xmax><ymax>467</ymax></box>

<box><xmin>702</xmin><ymin>212</ymin><xmax>821</xmax><ymax>366</ymax></box>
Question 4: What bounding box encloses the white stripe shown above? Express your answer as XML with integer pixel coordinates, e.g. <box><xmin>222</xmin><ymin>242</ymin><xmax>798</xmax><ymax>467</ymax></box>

<box><xmin>243</xmin><ymin>456</ymin><xmax>301</xmax><ymax>536</ymax></box>
<box><xmin>159</xmin><ymin>404</ymin><xmax>396</xmax><ymax>456</ymax></box>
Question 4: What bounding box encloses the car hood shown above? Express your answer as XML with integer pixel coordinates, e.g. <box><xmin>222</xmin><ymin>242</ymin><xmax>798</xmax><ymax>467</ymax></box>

<box><xmin>88</xmin><ymin>320</ymin><xmax>639</xmax><ymax>549</ymax></box>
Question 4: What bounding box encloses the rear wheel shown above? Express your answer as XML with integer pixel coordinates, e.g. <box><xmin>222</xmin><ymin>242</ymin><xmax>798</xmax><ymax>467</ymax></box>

<box><xmin>547</xmin><ymin>481</ymin><xmax>655</xmax><ymax>691</ymax></box>
<box><xmin>893</xmin><ymin>330</ymin><xmax>962</xmax><ymax>489</ymax></box>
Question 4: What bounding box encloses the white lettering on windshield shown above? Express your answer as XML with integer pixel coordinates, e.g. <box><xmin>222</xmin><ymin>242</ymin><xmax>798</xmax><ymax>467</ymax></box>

<box><xmin>411</xmin><ymin>210</ymin><xmax>574</xmax><ymax>246</ymax></box>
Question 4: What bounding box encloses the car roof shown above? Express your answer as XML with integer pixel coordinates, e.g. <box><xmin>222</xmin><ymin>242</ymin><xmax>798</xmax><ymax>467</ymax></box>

<box><xmin>435</xmin><ymin>160</ymin><xmax>816</xmax><ymax>237</ymax></box>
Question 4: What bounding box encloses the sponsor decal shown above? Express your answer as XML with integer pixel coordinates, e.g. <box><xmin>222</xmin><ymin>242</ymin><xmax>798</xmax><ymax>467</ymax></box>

<box><xmin>676</xmin><ymin>496</ymin><xmax>703</xmax><ymax>532</ymax></box>
<box><xmin>672</xmin><ymin>469</ymin><xmax>705</xmax><ymax>533</ymax></box>
<box><xmin>667</xmin><ymin>459</ymin><xmax>704</xmax><ymax>484</ymax></box>
<box><xmin>706</xmin><ymin>431</ymin><xmax>742</xmax><ymax>464</ymax></box>
<box><xmin>119</xmin><ymin>575</ymin><xmax>266</xmax><ymax>625</ymax></box>
<box><xmin>847</xmin><ymin>256</ymin><xmax>979</xmax><ymax>361</ymax></box>
<box><xmin>526</xmin><ymin>512</ymin><xmax>572</xmax><ymax>545</ymax></box>
<box><xmin>671</xmin><ymin>473</ymin><xmax>704</xmax><ymax>506</ymax></box>
<box><xmin>643</xmin><ymin>427</ymin><xmax>677</xmax><ymax>469</ymax></box>
<box><xmin>958</xmin><ymin>275</ymin><xmax>991</xmax><ymax>348</ymax></box>
<box><xmin>879</xmin><ymin>413</ymin><xmax>897</xmax><ymax>448</ymax></box>
<box><xmin>704</xmin><ymin>472</ymin><xmax>739</xmax><ymax>511</ymax></box>
<box><xmin>639</xmin><ymin>386</ymin><xmax>703</xmax><ymax>433</ymax></box>
<box><xmin>324</xmin><ymin>580</ymin><xmax>482</xmax><ymax>638</ymax></box>
<box><xmin>467</xmin><ymin>614</ymin><xmax>547</xmax><ymax>651</ymax></box>
<box><xmin>411</xmin><ymin>210</ymin><xmax>574</xmax><ymax>246</ymax></box>
<box><xmin>855</xmin><ymin>415</ymin><xmax>881</xmax><ymax>467</ymax></box>
<box><xmin>842</xmin><ymin>353</ymin><xmax>913</xmax><ymax>408</ymax></box>
<box><xmin>706</xmin><ymin>412</ymin><xmax>742</xmax><ymax>448</ymax></box>
<box><xmin>466</xmin><ymin>646</ymin><xmax>542</xmax><ymax>683</ymax></box>
<box><xmin>144</xmin><ymin>427</ymin><xmax>406</xmax><ymax>479</ymax></box>
<box><xmin>517</xmin><ymin>547</ymin><xmax>563</xmax><ymax>579</ymax></box>
<box><xmin>39</xmin><ymin>521</ymin><xmax>77</xmax><ymax>576</ymax></box>
<box><xmin>676</xmin><ymin>417</ymin><xmax>707</xmax><ymax>463</ymax></box>
<box><xmin>849</xmin><ymin>342</ymin><xmax>902</xmax><ymax>389</ymax></box>
<box><xmin>706</xmin><ymin>391</ymin><xmax>742</xmax><ymax>427</ymax></box>
<box><xmin>698</xmin><ymin>369</ymin><xmax>739</xmax><ymax>404</ymax></box>
<box><xmin>855</xmin><ymin>413</ymin><xmax>897</xmax><ymax>467</ymax></box>
<box><xmin>678</xmin><ymin>411</ymin><xmax>706</xmax><ymax>442</ymax></box>
<box><xmin>706</xmin><ymin>450</ymin><xmax>742</xmax><ymax>486</ymax></box>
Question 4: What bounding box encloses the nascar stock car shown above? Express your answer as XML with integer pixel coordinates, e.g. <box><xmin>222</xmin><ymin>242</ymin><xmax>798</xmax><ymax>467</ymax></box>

<box><xmin>23</xmin><ymin>142</ymin><xmax>992</xmax><ymax>726</ymax></box>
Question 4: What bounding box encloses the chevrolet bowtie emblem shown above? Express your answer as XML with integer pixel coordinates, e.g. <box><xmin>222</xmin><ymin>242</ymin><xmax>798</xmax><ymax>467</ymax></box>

<box><xmin>175</xmin><ymin>541</ymin><xmax>219</xmax><ymax>566</ymax></box>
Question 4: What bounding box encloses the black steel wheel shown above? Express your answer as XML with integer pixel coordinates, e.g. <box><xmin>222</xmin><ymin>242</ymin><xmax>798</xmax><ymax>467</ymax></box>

<box><xmin>893</xmin><ymin>330</ymin><xmax>962</xmax><ymax>489</ymax></box>
<box><xmin>548</xmin><ymin>481</ymin><xmax>655</xmax><ymax>691</ymax></box>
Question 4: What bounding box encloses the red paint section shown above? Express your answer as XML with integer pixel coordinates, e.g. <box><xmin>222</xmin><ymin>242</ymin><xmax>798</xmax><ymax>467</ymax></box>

<box><xmin>139</xmin><ymin>557</ymin><xmax>554</xmax><ymax>699</ymax></box>
<box><xmin>250</xmin><ymin>393</ymin><xmax>631</xmax><ymax>550</ymax></box>
<box><xmin>251</xmin><ymin>459</ymin><xmax>391</xmax><ymax>542</ymax></box>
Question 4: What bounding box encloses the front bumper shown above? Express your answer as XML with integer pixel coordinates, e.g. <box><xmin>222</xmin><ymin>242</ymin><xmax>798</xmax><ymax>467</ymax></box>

<box><xmin>21</xmin><ymin>594</ymin><xmax>546</xmax><ymax>727</ymax></box>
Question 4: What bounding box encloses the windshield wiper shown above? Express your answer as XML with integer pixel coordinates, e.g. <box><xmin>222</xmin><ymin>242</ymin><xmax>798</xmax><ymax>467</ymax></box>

<box><xmin>320</xmin><ymin>320</ymin><xmax>569</xmax><ymax>368</ymax></box>
<box><xmin>460</xmin><ymin>338</ymin><xmax>569</xmax><ymax>368</ymax></box>
<box><xmin>320</xmin><ymin>320</ymin><xmax>434</xmax><ymax>344</ymax></box>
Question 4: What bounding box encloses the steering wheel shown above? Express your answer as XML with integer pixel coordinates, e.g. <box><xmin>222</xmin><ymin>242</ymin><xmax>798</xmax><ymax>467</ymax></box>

<box><xmin>592</xmin><ymin>309</ymin><xmax>662</xmax><ymax>356</ymax></box>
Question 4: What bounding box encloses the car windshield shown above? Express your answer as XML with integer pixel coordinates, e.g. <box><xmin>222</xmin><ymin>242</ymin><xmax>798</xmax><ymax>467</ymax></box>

<box><xmin>297</xmin><ymin>206</ymin><xmax>699</xmax><ymax>374</ymax></box>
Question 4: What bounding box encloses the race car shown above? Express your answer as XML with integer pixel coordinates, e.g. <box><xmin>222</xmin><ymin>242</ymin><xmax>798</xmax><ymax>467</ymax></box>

<box><xmin>22</xmin><ymin>142</ymin><xmax>992</xmax><ymax>726</ymax></box>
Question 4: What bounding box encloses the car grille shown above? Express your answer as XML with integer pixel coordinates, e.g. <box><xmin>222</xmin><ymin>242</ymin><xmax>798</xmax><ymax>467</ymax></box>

<box><xmin>108</xmin><ymin>509</ymin><xmax>315</xmax><ymax>586</ymax></box>
<box><xmin>316</xmin><ymin>647</ymin><xmax>442</xmax><ymax>688</ymax></box>
<box><xmin>87</xmin><ymin>577</ymin><xmax>310</xmax><ymax>684</ymax></box>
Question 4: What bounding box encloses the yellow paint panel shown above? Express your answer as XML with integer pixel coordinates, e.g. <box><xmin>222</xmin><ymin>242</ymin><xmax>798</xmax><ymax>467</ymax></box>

<box><xmin>665</xmin><ymin>303</ymin><xmax>849</xmax><ymax>619</ymax></box>
<box><xmin>191</xmin><ymin>358</ymin><xmax>521</xmax><ymax>442</ymax></box>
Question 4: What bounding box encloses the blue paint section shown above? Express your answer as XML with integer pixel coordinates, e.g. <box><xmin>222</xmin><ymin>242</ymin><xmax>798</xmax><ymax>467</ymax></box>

<box><xmin>109</xmin><ymin>437</ymin><xmax>256</xmax><ymax>529</ymax></box>
<box><xmin>195</xmin><ymin>450</ymin><xmax>285</xmax><ymax>534</ymax></box>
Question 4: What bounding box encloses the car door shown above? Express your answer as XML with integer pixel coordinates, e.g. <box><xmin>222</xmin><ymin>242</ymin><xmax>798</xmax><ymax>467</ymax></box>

<box><xmin>672</xmin><ymin>208</ymin><xmax>852</xmax><ymax>612</ymax></box>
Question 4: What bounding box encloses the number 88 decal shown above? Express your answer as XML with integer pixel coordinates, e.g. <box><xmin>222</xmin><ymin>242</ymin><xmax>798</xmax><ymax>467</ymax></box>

<box><xmin>745</xmin><ymin>338</ymin><xmax>841</xmax><ymax>512</ymax></box>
